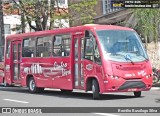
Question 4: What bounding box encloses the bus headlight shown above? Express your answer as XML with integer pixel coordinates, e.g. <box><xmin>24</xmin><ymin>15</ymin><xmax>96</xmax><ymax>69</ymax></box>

<box><xmin>146</xmin><ymin>74</ymin><xmax>152</xmax><ymax>79</ymax></box>
<box><xmin>106</xmin><ymin>75</ymin><xmax>119</xmax><ymax>79</ymax></box>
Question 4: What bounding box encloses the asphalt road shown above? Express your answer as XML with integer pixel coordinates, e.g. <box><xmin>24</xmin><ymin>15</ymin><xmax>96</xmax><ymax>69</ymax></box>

<box><xmin>0</xmin><ymin>85</ymin><xmax>160</xmax><ymax>116</ymax></box>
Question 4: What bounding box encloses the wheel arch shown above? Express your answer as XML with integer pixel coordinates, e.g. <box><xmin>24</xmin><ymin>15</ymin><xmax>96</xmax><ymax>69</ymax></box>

<box><xmin>85</xmin><ymin>76</ymin><xmax>101</xmax><ymax>92</ymax></box>
<box><xmin>26</xmin><ymin>74</ymin><xmax>35</xmax><ymax>87</ymax></box>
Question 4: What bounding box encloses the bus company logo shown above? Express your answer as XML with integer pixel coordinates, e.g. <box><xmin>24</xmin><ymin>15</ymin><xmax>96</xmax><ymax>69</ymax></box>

<box><xmin>23</xmin><ymin>62</ymin><xmax>71</xmax><ymax>77</ymax></box>
<box><xmin>23</xmin><ymin>64</ymin><xmax>42</xmax><ymax>74</ymax></box>
<box><xmin>86</xmin><ymin>64</ymin><xmax>93</xmax><ymax>71</ymax></box>
<box><xmin>125</xmin><ymin>73</ymin><xmax>135</xmax><ymax>77</ymax></box>
<box><xmin>138</xmin><ymin>70</ymin><xmax>146</xmax><ymax>76</ymax></box>
<box><xmin>53</xmin><ymin>62</ymin><xmax>71</xmax><ymax>76</ymax></box>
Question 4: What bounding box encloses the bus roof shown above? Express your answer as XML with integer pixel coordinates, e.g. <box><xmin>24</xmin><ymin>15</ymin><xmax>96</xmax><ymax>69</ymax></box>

<box><xmin>6</xmin><ymin>24</ymin><xmax>134</xmax><ymax>39</ymax></box>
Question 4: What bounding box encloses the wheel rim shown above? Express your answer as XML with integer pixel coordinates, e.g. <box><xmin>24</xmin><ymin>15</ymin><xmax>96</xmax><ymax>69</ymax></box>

<box><xmin>29</xmin><ymin>80</ymin><xmax>35</xmax><ymax>91</ymax></box>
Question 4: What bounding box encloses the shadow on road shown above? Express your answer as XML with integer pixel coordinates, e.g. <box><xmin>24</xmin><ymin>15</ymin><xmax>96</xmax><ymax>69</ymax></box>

<box><xmin>0</xmin><ymin>86</ymin><xmax>143</xmax><ymax>100</ymax></box>
<box><xmin>155</xmin><ymin>99</ymin><xmax>160</xmax><ymax>103</ymax></box>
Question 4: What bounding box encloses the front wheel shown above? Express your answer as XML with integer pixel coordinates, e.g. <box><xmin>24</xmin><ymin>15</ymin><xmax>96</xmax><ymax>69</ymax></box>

<box><xmin>153</xmin><ymin>73</ymin><xmax>159</xmax><ymax>84</ymax></box>
<box><xmin>28</xmin><ymin>77</ymin><xmax>44</xmax><ymax>93</ymax></box>
<box><xmin>92</xmin><ymin>79</ymin><xmax>100</xmax><ymax>99</ymax></box>
<box><xmin>134</xmin><ymin>91</ymin><xmax>141</xmax><ymax>97</ymax></box>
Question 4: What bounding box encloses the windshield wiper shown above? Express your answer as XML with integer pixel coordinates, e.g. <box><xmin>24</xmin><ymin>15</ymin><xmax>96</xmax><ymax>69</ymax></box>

<box><xmin>111</xmin><ymin>53</ymin><xmax>134</xmax><ymax>65</ymax></box>
<box><xmin>137</xmin><ymin>54</ymin><xmax>148</xmax><ymax>61</ymax></box>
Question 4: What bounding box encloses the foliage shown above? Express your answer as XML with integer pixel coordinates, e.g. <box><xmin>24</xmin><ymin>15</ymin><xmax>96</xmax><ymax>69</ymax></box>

<box><xmin>69</xmin><ymin>0</ymin><xmax>97</xmax><ymax>26</ymax></box>
<box><xmin>3</xmin><ymin>0</ymin><xmax>97</xmax><ymax>32</ymax></box>
<box><xmin>133</xmin><ymin>9</ymin><xmax>160</xmax><ymax>48</ymax></box>
<box><xmin>10</xmin><ymin>0</ymin><xmax>68</xmax><ymax>31</ymax></box>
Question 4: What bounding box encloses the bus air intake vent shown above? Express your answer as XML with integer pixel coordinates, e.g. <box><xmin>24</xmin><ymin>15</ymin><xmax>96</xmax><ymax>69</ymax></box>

<box><xmin>118</xmin><ymin>81</ymin><xmax>146</xmax><ymax>90</ymax></box>
<box><xmin>119</xmin><ymin>66</ymin><xmax>145</xmax><ymax>70</ymax></box>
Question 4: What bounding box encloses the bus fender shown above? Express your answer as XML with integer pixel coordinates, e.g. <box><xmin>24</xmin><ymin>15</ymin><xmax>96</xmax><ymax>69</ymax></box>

<box><xmin>85</xmin><ymin>76</ymin><xmax>104</xmax><ymax>93</ymax></box>
<box><xmin>25</xmin><ymin>74</ymin><xmax>36</xmax><ymax>87</ymax></box>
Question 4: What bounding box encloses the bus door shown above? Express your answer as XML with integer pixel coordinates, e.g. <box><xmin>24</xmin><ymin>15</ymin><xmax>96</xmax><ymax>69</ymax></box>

<box><xmin>11</xmin><ymin>41</ymin><xmax>21</xmax><ymax>84</ymax></box>
<box><xmin>73</xmin><ymin>35</ymin><xmax>84</xmax><ymax>89</ymax></box>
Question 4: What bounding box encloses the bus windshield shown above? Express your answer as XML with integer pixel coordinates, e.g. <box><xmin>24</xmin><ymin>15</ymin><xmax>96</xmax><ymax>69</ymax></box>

<box><xmin>96</xmin><ymin>30</ymin><xmax>148</xmax><ymax>62</ymax></box>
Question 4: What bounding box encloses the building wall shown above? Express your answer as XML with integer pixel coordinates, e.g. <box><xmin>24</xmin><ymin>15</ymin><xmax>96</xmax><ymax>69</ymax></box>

<box><xmin>3</xmin><ymin>15</ymin><xmax>21</xmax><ymax>38</ymax></box>
<box><xmin>94</xmin><ymin>0</ymin><xmax>103</xmax><ymax>17</ymax></box>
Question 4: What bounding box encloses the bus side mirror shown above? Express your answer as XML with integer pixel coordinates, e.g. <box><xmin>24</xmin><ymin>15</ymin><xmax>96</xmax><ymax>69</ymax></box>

<box><xmin>141</xmin><ymin>38</ymin><xmax>145</xmax><ymax>43</ymax></box>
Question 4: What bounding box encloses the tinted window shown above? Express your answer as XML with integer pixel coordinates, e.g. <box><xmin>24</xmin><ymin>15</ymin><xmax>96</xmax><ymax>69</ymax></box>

<box><xmin>36</xmin><ymin>36</ymin><xmax>52</xmax><ymax>57</ymax></box>
<box><xmin>22</xmin><ymin>38</ymin><xmax>35</xmax><ymax>57</ymax></box>
<box><xmin>53</xmin><ymin>34</ymin><xmax>71</xmax><ymax>57</ymax></box>
<box><xmin>84</xmin><ymin>31</ymin><xmax>95</xmax><ymax>61</ymax></box>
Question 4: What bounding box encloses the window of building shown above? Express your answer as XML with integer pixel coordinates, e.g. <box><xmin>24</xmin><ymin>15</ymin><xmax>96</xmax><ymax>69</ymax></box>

<box><xmin>103</xmin><ymin>0</ymin><xmax>123</xmax><ymax>14</ymax></box>
<box><xmin>16</xmin><ymin>24</ymin><xmax>22</xmax><ymax>34</ymax></box>
<box><xmin>57</xmin><ymin>0</ymin><xmax>65</xmax><ymax>5</ymax></box>
<box><xmin>4</xmin><ymin>24</ymin><xmax>11</xmax><ymax>34</ymax></box>
<box><xmin>22</xmin><ymin>38</ymin><xmax>35</xmax><ymax>57</ymax></box>
<box><xmin>53</xmin><ymin>34</ymin><xmax>71</xmax><ymax>57</ymax></box>
<box><xmin>36</xmin><ymin>36</ymin><xmax>52</xmax><ymax>57</ymax></box>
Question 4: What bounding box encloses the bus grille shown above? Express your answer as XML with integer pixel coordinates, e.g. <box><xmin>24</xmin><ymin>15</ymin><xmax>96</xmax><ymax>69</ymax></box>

<box><xmin>118</xmin><ymin>81</ymin><xmax>146</xmax><ymax>90</ymax></box>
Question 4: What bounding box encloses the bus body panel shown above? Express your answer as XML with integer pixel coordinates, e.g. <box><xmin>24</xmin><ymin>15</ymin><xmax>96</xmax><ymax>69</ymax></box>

<box><xmin>83</xmin><ymin>59</ymin><xmax>105</xmax><ymax>93</ymax></box>
<box><xmin>4</xmin><ymin>56</ymin><xmax>12</xmax><ymax>85</ymax></box>
<box><xmin>21</xmin><ymin>55</ymin><xmax>72</xmax><ymax>90</ymax></box>
<box><xmin>101</xmin><ymin>57</ymin><xmax>152</xmax><ymax>93</ymax></box>
<box><xmin>0</xmin><ymin>62</ymin><xmax>4</xmax><ymax>83</ymax></box>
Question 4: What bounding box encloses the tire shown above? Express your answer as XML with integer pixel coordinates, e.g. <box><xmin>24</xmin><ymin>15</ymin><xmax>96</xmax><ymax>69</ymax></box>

<box><xmin>134</xmin><ymin>91</ymin><xmax>141</xmax><ymax>97</ymax></box>
<box><xmin>92</xmin><ymin>79</ymin><xmax>100</xmax><ymax>99</ymax></box>
<box><xmin>153</xmin><ymin>73</ymin><xmax>159</xmax><ymax>84</ymax></box>
<box><xmin>28</xmin><ymin>77</ymin><xmax>44</xmax><ymax>93</ymax></box>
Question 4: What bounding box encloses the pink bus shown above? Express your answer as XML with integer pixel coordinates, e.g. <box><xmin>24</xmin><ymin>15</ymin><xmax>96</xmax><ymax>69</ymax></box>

<box><xmin>0</xmin><ymin>25</ymin><xmax>153</xmax><ymax>99</ymax></box>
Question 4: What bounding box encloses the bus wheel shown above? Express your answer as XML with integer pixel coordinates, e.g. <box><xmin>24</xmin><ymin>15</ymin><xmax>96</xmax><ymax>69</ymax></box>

<box><xmin>92</xmin><ymin>79</ymin><xmax>100</xmax><ymax>99</ymax></box>
<box><xmin>134</xmin><ymin>91</ymin><xmax>141</xmax><ymax>97</ymax></box>
<box><xmin>28</xmin><ymin>77</ymin><xmax>43</xmax><ymax>93</ymax></box>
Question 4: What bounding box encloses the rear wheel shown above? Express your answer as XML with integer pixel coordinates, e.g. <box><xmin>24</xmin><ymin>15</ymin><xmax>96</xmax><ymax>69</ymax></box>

<box><xmin>134</xmin><ymin>91</ymin><xmax>141</xmax><ymax>97</ymax></box>
<box><xmin>28</xmin><ymin>77</ymin><xmax>44</xmax><ymax>93</ymax></box>
<box><xmin>92</xmin><ymin>79</ymin><xmax>100</xmax><ymax>99</ymax></box>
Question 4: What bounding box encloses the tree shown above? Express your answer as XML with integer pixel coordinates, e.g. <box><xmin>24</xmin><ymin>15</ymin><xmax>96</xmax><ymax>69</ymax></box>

<box><xmin>4</xmin><ymin>0</ymin><xmax>97</xmax><ymax>32</ymax></box>
<box><xmin>69</xmin><ymin>0</ymin><xmax>97</xmax><ymax>26</ymax></box>
<box><xmin>133</xmin><ymin>9</ymin><xmax>160</xmax><ymax>49</ymax></box>
<box><xmin>11</xmin><ymin>0</ymin><xmax>68</xmax><ymax>31</ymax></box>
<box><xmin>133</xmin><ymin>9</ymin><xmax>160</xmax><ymax>69</ymax></box>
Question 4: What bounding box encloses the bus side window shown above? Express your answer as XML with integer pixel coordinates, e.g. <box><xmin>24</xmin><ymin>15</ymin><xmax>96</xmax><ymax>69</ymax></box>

<box><xmin>84</xmin><ymin>30</ymin><xmax>95</xmax><ymax>61</ymax></box>
<box><xmin>53</xmin><ymin>34</ymin><xmax>71</xmax><ymax>57</ymax></box>
<box><xmin>94</xmin><ymin>43</ymin><xmax>101</xmax><ymax>65</ymax></box>
<box><xmin>36</xmin><ymin>36</ymin><xmax>52</xmax><ymax>57</ymax></box>
<box><xmin>22</xmin><ymin>38</ymin><xmax>35</xmax><ymax>57</ymax></box>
